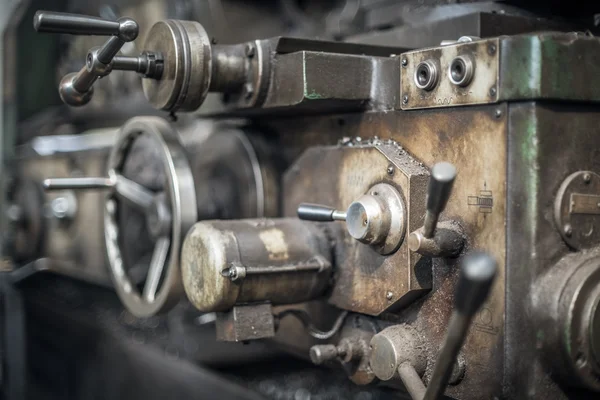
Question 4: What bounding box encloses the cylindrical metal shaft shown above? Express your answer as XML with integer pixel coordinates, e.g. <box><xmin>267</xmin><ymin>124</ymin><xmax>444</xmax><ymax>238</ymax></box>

<box><xmin>181</xmin><ymin>218</ymin><xmax>332</xmax><ymax>312</ymax></box>
<box><xmin>42</xmin><ymin>177</ymin><xmax>114</xmax><ymax>191</ymax></box>
<box><xmin>398</xmin><ymin>362</ymin><xmax>427</xmax><ymax>400</ymax></box>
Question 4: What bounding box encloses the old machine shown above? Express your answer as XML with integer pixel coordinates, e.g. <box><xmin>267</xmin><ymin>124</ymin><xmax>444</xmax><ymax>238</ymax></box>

<box><xmin>2</xmin><ymin>0</ymin><xmax>600</xmax><ymax>399</ymax></box>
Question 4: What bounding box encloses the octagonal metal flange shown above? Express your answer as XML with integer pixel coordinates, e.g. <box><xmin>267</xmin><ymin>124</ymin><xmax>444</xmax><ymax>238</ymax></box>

<box><xmin>284</xmin><ymin>141</ymin><xmax>430</xmax><ymax>316</ymax></box>
<box><xmin>554</xmin><ymin>171</ymin><xmax>600</xmax><ymax>250</ymax></box>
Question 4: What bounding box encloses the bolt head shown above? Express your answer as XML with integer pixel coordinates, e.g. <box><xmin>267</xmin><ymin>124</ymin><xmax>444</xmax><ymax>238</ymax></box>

<box><xmin>245</xmin><ymin>43</ymin><xmax>255</xmax><ymax>57</ymax></box>
<box><xmin>495</xmin><ymin>109</ymin><xmax>502</xmax><ymax>118</ymax></box>
<box><xmin>402</xmin><ymin>95</ymin><xmax>409</xmax><ymax>104</ymax></box>
<box><xmin>564</xmin><ymin>224</ymin><xmax>573</xmax><ymax>237</ymax></box>
<box><xmin>401</xmin><ymin>58</ymin><xmax>408</xmax><ymax>67</ymax></box>
<box><xmin>386</xmin><ymin>291</ymin><xmax>393</xmax><ymax>300</ymax></box>
<box><xmin>387</xmin><ymin>165</ymin><xmax>395</xmax><ymax>175</ymax></box>
<box><xmin>489</xmin><ymin>86</ymin><xmax>497</xmax><ymax>97</ymax></box>
<box><xmin>584</xmin><ymin>173</ymin><xmax>592</xmax><ymax>183</ymax></box>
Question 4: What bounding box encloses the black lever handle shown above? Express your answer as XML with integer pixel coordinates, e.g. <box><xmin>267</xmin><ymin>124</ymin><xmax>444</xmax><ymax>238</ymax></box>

<box><xmin>33</xmin><ymin>11</ymin><xmax>138</xmax><ymax>42</ymax></box>
<box><xmin>297</xmin><ymin>203</ymin><xmax>347</xmax><ymax>222</ymax></box>
<box><xmin>423</xmin><ymin>162</ymin><xmax>457</xmax><ymax>238</ymax></box>
<box><xmin>423</xmin><ymin>252</ymin><xmax>497</xmax><ymax>400</ymax></box>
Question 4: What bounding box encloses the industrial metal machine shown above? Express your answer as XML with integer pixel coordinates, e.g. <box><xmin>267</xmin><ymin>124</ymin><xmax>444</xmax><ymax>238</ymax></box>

<box><xmin>3</xmin><ymin>1</ymin><xmax>600</xmax><ymax>399</ymax></box>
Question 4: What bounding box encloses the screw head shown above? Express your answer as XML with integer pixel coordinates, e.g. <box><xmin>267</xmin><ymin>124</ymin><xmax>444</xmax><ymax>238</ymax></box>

<box><xmin>244</xmin><ymin>83</ymin><xmax>254</xmax><ymax>100</ymax></box>
<box><xmin>489</xmin><ymin>86</ymin><xmax>497</xmax><ymax>97</ymax></box>
<box><xmin>401</xmin><ymin>58</ymin><xmax>408</xmax><ymax>67</ymax></box>
<box><xmin>387</xmin><ymin>165</ymin><xmax>395</xmax><ymax>175</ymax></box>
<box><xmin>584</xmin><ymin>173</ymin><xmax>592</xmax><ymax>183</ymax></box>
<box><xmin>495</xmin><ymin>109</ymin><xmax>502</xmax><ymax>118</ymax></box>
<box><xmin>564</xmin><ymin>224</ymin><xmax>573</xmax><ymax>237</ymax></box>
<box><xmin>488</xmin><ymin>44</ymin><xmax>497</xmax><ymax>55</ymax></box>
<box><xmin>386</xmin><ymin>291</ymin><xmax>393</xmax><ymax>300</ymax></box>
<box><xmin>402</xmin><ymin>94</ymin><xmax>409</xmax><ymax>104</ymax></box>
<box><xmin>245</xmin><ymin>43</ymin><xmax>255</xmax><ymax>58</ymax></box>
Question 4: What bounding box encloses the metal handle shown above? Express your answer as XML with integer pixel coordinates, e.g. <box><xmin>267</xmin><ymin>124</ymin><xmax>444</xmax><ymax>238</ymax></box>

<box><xmin>423</xmin><ymin>162</ymin><xmax>457</xmax><ymax>238</ymax></box>
<box><xmin>297</xmin><ymin>203</ymin><xmax>347</xmax><ymax>221</ymax></box>
<box><xmin>34</xmin><ymin>11</ymin><xmax>162</xmax><ymax>107</ymax></box>
<box><xmin>423</xmin><ymin>252</ymin><xmax>497</xmax><ymax>400</ymax></box>
<box><xmin>42</xmin><ymin>177</ymin><xmax>115</xmax><ymax>191</ymax></box>
<box><xmin>33</xmin><ymin>11</ymin><xmax>138</xmax><ymax>42</ymax></box>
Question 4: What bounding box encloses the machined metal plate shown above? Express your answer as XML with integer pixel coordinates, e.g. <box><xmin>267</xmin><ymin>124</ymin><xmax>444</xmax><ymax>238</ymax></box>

<box><xmin>399</xmin><ymin>38</ymin><xmax>499</xmax><ymax>110</ymax></box>
<box><xmin>285</xmin><ymin>141</ymin><xmax>429</xmax><ymax>316</ymax></box>
<box><xmin>554</xmin><ymin>171</ymin><xmax>600</xmax><ymax>250</ymax></box>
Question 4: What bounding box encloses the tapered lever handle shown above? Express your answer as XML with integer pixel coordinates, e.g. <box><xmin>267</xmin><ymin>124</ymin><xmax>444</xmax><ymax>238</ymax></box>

<box><xmin>297</xmin><ymin>203</ymin><xmax>347</xmax><ymax>222</ymax></box>
<box><xmin>423</xmin><ymin>162</ymin><xmax>456</xmax><ymax>238</ymax></box>
<box><xmin>423</xmin><ymin>252</ymin><xmax>497</xmax><ymax>400</ymax></box>
<box><xmin>33</xmin><ymin>11</ymin><xmax>138</xmax><ymax>42</ymax></box>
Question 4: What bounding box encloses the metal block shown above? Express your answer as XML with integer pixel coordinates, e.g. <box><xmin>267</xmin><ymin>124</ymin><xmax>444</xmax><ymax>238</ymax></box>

<box><xmin>400</xmin><ymin>38</ymin><xmax>499</xmax><ymax>110</ymax></box>
<box><xmin>215</xmin><ymin>303</ymin><xmax>275</xmax><ymax>342</ymax></box>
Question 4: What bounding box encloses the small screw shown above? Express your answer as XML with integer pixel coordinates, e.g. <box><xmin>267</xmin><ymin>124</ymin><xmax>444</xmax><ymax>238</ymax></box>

<box><xmin>244</xmin><ymin>83</ymin><xmax>254</xmax><ymax>99</ymax></box>
<box><xmin>564</xmin><ymin>224</ymin><xmax>573</xmax><ymax>237</ymax></box>
<box><xmin>402</xmin><ymin>94</ymin><xmax>409</xmax><ymax>104</ymax></box>
<box><xmin>495</xmin><ymin>109</ymin><xmax>502</xmax><ymax>118</ymax></box>
<box><xmin>488</xmin><ymin>44</ymin><xmax>497</xmax><ymax>55</ymax></box>
<box><xmin>584</xmin><ymin>173</ymin><xmax>592</xmax><ymax>183</ymax></box>
<box><xmin>387</xmin><ymin>165</ymin><xmax>395</xmax><ymax>175</ymax></box>
<box><xmin>401</xmin><ymin>58</ymin><xmax>408</xmax><ymax>67</ymax></box>
<box><xmin>489</xmin><ymin>86</ymin><xmax>497</xmax><ymax>97</ymax></box>
<box><xmin>245</xmin><ymin>43</ymin><xmax>255</xmax><ymax>58</ymax></box>
<box><xmin>386</xmin><ymin>291</ymin><xmax>393</xmax><ymax>300</ymax></box>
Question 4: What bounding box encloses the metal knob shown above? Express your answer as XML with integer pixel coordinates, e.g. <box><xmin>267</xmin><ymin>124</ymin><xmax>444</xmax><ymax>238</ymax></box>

<box><xmin>297</xmin><ymin>183</ymin><xmax>406</xmax><ymax>255</ymax></box>
<box><xmin>297</xmin><ymin>203</ymin><xmax>347</xmax><ymax>221</ymax></box>
<box><xmin>34</xmin><ymin>11</ymin><xmax>162</xmax><ymax>107</ymax></box>
<box><xmin>423</xmin><ymin>252</ymin><xmax>497</xmax><ymax>400</ymax></box>
<box><xmin>423</xmin><ymin>162</ymin><xmax>457</xmax><ymax>238</ymax></box>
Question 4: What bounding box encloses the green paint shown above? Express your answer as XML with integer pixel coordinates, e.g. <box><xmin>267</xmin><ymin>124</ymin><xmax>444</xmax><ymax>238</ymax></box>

<box><xmin>305</xmin><ymin>90</ymin><xmax>324</xmax><ymax>100</ymax></box>
<box><xmin>536</xmin><ymin>330</ymin><xmax>545</xmax><ymax>342</ymax></box>
<box><xmin>518</xmin><ymin>109</ymin><xmax>540</xmax><ymax>242</ymax></box>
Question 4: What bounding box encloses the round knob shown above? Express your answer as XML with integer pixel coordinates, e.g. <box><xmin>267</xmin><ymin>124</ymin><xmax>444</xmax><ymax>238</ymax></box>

<box><xmin>369</xmin><ymin>324</ymin><xmax>426</xmax><ymax>381</ymax></box>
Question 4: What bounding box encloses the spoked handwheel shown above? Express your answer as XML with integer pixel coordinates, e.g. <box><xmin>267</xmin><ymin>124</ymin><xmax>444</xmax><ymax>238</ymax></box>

<box><xmin>44</xmin><ymin>116</ymin><xmax>197</xmax><ymax>317</ymax></box>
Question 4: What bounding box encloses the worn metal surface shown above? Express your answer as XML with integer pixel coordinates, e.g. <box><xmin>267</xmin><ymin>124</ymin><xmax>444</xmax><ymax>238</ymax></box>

<box><xmin>505</xmin><ymin>102</ymin><xmax>600</xmax><ymax>399</ymax></box>
<box><xmin>181</xmin><ymin>218</ymin><xmax>332</xmax><ymax>313</ymax></box>
<box><xmin>533</xmin><ymin>249</ymin><xmax>600</xmax><ymax>392</ymax></box>
<box><xmin>285</xmin><ymin>142</ymin><xmax>430</xmax><ymax>316</ymax></box>
<box><xmin>499</xmin><ymin>32</ymin><xmax>600</xmax><ymax>103</ymax></box>
<box><xmin>215</xmin><ymin>303</ymin><xmax>275</xmax><ymax>342</ymax></box>
<box><xmin>554</xmin><ymin>171</ymin><xmax>600</xmax><ymax>250</ymax></box>
<box><xmin>400</xmin><ymin>38</ymin><xmax>499</xmax><ymax>109</ymax></box>
<box><xmin>275</xmin><ymin>104</ymin><xmax>507</xmax><ymax>398</ymax></box>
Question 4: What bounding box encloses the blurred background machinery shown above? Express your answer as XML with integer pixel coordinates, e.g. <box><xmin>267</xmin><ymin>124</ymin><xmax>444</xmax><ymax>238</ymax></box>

<box><xmin>2</xmin><ymin>1</ymin><xmax>600</xmax><ymax>399</ymax></box>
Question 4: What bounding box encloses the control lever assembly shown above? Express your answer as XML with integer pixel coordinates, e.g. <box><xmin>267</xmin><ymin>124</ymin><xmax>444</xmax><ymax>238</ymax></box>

<box><xmin>34</xmin><ymin>11</ymin><xmax>263</xmax><ymax>112</ymax></box>
<box><xmin>297</xmin><ymin>183</ymin><xmax>406</xmax><ymax>255</ymax></box>
<box><xmin>370</xmin><ymin>252</ymin><xmax>498</xmax><ymax>399</ymax></box>
<box><xmin>34</xmin><ymin>11</ymin><xmax>163</xmax><ymax>106</ymax></box>
<box><xmin>408</xmin><ymin>162</ymin><xmax>464</xmax><ymax>258</ymax></box>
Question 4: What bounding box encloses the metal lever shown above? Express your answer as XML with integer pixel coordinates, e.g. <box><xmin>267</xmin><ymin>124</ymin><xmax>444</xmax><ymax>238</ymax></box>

<box><xmin>423</xmin><ymin>252</ymin><xmax>497</xmax><ymax>400</ymax></box>
<box><xmin>34</xmin><ymin>11</ymin><xmax>162</xmax><ymax>107</ymax></box>
<box><xmin>423</xmin><ymin>162</ymin><xmax>457</xmax><ymax>238</ymax></box>
<box><xmin>297</xmin><ymin>203</ymin><xmax>347</xmax><ymax>221</ymax></box>
<box><xmin>408</xmin><ymin>162</ymin><xmax>463</xmax><ymax>258</ymax></box>
<box><xmin>42</xmin><ymin>177</ymin><xmax>115</xmax><ymax>190</ymax></box>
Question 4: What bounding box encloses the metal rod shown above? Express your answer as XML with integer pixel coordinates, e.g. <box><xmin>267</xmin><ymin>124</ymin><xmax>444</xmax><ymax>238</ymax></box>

<box><xmin>398</xmin><ymin>362</ymin><xmax>427</xmax><ymax>400</ymax></box>
<box><xmin>33</xmin><ymin>11</ymin><xmax>120</xmax><ymax>36</ymax></box>
<box><xmin>423</xmin><ymin>312</ymin><xmax>470</xmax><ymax>400</ymax></box>
<box><xmin>42</xmin><ymin>177</ymin><xmax>115</xmax><ymax>191</ymax></box>
<box><xmin>113</xmin><ymin>55</ymin><xmax>144</xmax><ymax>71</ymax></box>
<box><xmin>97</xmin><ymin>36</ymin><xmax>125</xmax><ymax>64</ymax></box>
<box><xmin>423</xmin><ymin>210</ymin><xmax>438</xmax><ymax>238</ymax></box>
<box><xmin>71</xmin><ymin>66</ymin><xmax>98</xmax><ymax>94</ymax></box>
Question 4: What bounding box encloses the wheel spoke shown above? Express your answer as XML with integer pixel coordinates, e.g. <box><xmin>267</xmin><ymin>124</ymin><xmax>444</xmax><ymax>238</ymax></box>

<box><xmin>114</xmin><ymin>174</ymin><xmax>154</xmax><ymax>209</ymax></box>
<box><xmin>142</xmin><ymin>236</ymin><xmax>170</xmax><ymax>302</ymax></box>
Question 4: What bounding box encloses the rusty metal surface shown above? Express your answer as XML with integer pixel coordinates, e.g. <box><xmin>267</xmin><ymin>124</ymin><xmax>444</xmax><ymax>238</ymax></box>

<box><xmin>216</xmin><ymin>303</ymin><xmax>275</xmax><ymax>342</ymax></box>
<box><xmin>505</xmin><ymin>102</ymin><xmax>600</xmax><ymax>399</ymax></box>
<box><xmin>181</xmin><ymin>218</ymin><xmax>332</xmax><ymax>313</ymax></box>
<box><xmin>400</xmin><ymin>38</ymin><xmax>499</xmax><ymax>110</ymax></box>
<box><xmin>274</xmin><ymin>104</ymin><xmax>507</xmax><ymax>398</ymax></box>
<box><xmin>554</xmin><ymin>171</ymin><xmax>600</xmax><ymax>250</ymax></box>
<box><xmin>285</xmin><ymin>143</ymin><xmax>429</xmax><ymax>316</ymax></box>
